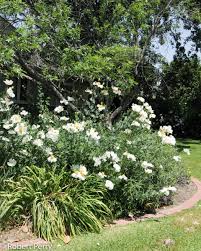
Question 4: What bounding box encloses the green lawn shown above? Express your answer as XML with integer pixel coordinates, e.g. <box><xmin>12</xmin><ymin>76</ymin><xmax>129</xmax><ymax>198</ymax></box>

<box><xmin>19</xmin><ymin>140</ymin><xmax>201</xmax><ymax>251</ymax></box>
<box><xmin>177</xmin><ymin>139</ymin><xmax>201</xmax><ymax>179</ymax></box>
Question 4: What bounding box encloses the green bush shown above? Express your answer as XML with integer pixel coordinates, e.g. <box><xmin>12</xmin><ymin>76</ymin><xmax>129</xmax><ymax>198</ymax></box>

<box><xmin>0</xmin><ymin>80</ymin><xmax>188</xmax><ymax>240</ymax></box>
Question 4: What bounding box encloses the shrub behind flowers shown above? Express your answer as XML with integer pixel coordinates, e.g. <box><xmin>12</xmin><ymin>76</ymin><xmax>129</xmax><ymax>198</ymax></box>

<box><xmin>0</xmin><ymin>80</ymin><xmax>188</xmax><ymax>239</ymax></box>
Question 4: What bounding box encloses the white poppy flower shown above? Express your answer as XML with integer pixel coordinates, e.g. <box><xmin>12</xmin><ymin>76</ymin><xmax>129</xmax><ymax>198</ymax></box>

<box><xmin>20</xmin><ymin>110</ymin><xmax>28</xmax><ymax>116</ymax></box>
<box><xmin>10</xmin><ymin>115</ymin><xmax>22</xmax><ymax>124</ymax></box>
<box><xmin>173</xmin><ymin>156</ymin><xmax>181</xmax><ymax>162</ymax></box>
<box><xmin>144</xmin><ymin>168</ymin><xmax>153</xmax><ymax>174</ymax></box>
<box><xmin>137</xmin><ymin>97</ymin><xmax>145</xmax><ymax>103</ymax></box>
<box><xmin>93</xmin><ymin>81</ymin><xmax>104</xmax><ymax>89</ymax></box>
<box><xmin>86</xmin><ymin>128</ymin><xmax>101</xmax><ymax>142</ymax></box>
<box><xmin>7</xmin><ymin>158</ymin><xmax>17</xmax><ymax>167</ymax></box>
<box><xmin>113</xmin><ymin>163</ymin><xmax>121</xmax><ymax>172</ymax></box>
<box><xmin>54</xmin><ymin>105</ymin><xmax>64</xmax><ymax>113</ymax></box>
<box><xmin>33</xmin><ymin>138</ymin><xmax>43</xmax><ymax>147</ymax></box>
<box><xmin>97</xmin><ymin>104</ymin><xmax>106</xmax><ymax>112</ymax></box>
<box><xmin>112</xmin><ymin>86</ymin><xmax>121</xmax><ymax>95</ymax></box>
<box><xmin>46</xmin><ymin>128</ymin><xmax>59</xmax><ymax>142</ymax></box>
<box><xmin>4</xmin><ymin>79</ymin><xmax>13</xmax><ymax>86</ymax></box>
<box><xmin>7</xmin><ymin>87</ymin><xmax>15</xmax><ymax>98</ymax></box>
<box><xmin>118</xmin><ymin>175</ymin><xmax>128</xmax><ymax>181</ymax></box>
<box><xmin>105</xmin><ymin>180</ymin><xmax>114</xmax><ymax>190</ymax></box>
<box><xmin>14</xmin><ymin>123</ymin><xmax>27</xmax><ymax>136</ymax></box>
<box><xmin>98</xmin><ymin>172</ymin><xmax>107</xmax><ymax>178</ymax></box>
<box><xmin>161</xmin><ymin>135</ymin><xmax>176</xmax><ymax>146</ymax></box>
<box><xmin>47</xmin><ymin>155</ymin><xmax>57</xmax><ymax>163</ymax></box>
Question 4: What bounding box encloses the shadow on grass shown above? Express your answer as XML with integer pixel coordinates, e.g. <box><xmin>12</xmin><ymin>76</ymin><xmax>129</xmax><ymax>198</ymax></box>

<box><xmin>178</xmin><ymin>138</ymin><xmax>201</xmax><ymax>145</ymax></box>
<box><xmin>176</xmin><ymin>139</ymin><xmax>201</xmax><ymax>153</ymax></box>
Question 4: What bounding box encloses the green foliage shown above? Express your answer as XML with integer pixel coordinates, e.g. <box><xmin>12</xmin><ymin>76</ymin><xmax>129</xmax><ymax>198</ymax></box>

<box><xmin>146</xmin><ymin>55</ymin><xmax>201</xmax><ymax>137</ymax></box>
<box><xmin>0</xmin><ymin>166</ymin><xmax>111</xmax><ymax>240</ymax></box>
<box><xmin>0</xmin><ymin>79</ymin><xmax>188</xmax><ymax>240</ymax></box>
<box><xmin>0</xmin><ymin>0</ymin><xmax>176</xmax><ymax>92</ymax></box>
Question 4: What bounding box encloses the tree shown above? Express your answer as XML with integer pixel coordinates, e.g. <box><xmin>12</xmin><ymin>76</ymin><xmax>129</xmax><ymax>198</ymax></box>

<box><xmin>0</xmin><ymin>0</ymin><xmax>176</xmax><ymax>121</ymax></box>
<box><xmin>145</xmin><ymin>52</ymin><xmax>201</xmax><ymax>137</ymax></box>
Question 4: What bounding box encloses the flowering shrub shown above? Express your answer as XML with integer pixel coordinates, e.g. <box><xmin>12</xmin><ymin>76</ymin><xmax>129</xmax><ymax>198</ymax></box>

<box><xmin>0</xmin><ymin>80</ymin><xmax>188</xmax><ymax>239</ymax></box>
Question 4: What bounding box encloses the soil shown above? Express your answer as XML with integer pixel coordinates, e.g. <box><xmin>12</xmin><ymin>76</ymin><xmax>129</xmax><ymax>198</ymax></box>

<box><xmin>163</xmin><ymin>180</ymin><xmax>197</xmax><ymax>208</ymax></box>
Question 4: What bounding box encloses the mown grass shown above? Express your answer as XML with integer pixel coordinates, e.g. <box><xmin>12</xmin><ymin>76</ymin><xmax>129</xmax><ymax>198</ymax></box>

<box><xmin>14</xmin><ymin>139</ymin><xmax>201</xmax><ymax>251</ymax></box>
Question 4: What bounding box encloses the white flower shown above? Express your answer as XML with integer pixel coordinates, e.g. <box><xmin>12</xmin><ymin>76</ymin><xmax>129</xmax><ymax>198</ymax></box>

<box><xmin>7</xmin><ymin>158</ymin><xmax>17</xmax><ymax>167</ymax></box>
<box><xmin>101</xmin><ymin>90</ymin><xmax>109</xmax><ymax>96</ymax></box>
<box><xmin>132</xmin><ymin>121</ymin><xmax>141</xmax><ymax>127</ymax></box>
<box><xmin>159</xmin><ymin>165</ymin><xmax>163</xmax><ymax>169</ymax></box>
<box><xmin>160</xmin><ymin>186</ymin><xmax>177</xmax><ymax>196</ymax></box>
<box><xmin>3</xmin><ymin>121</ymin><xmax>13</xmax><ymax>130</ymax></box>
<box><xmin>98</xmin><ymin>172</ymin><xmax>107</xmax><ymax>178</ymax></box>
<box><xmin>20</xmin><ymin>110</ymin><xmax>28</xmax><ymax>116</ymax></box>
<box><xmin>160</xmin><ymin>187</ymin><xmax>170</xmax><ymax>196</ymax></box>
<box><xmin>97</xmin><ymin>104</ymin><xmax>106</xmax><ymax>112</ymax></box>
<box><xmin>112</xmin><ymin>86</ymin><xmax>121</xmax><ymax>95</ymax></box>
<box><xmin>60</xmin><ymin>99</ymin><xmax>68</xmax><ymax>105</ymax></box>
<box><xmin>144</xmin><ymin>168</ymin><xmax>153</xmax><ymax>174</ymax></box>
<box><xmin>137</xmin><ymin>97</ymin><xmax>145</xmax><ymax>103</ymax></box>
<box><xmin>1</xmin><ymin>97</ymin><xmax>13</xmax><ymax>106</ymax></box>
<box><xmin>10</xmin><ymin>115</ymin><xmax>22</xmax><ymax>124</ymax></box>
<box><xmin>105</xmin><ymin>180</ymin><xmax>114</xmax><ymax>190</ymax></box>
<box><xmin>71</xmin><ymin>165</ymin><xmax>88</xmax><ymax>180</ymax></box>
<box><xmin>124</xmin><ymin>129</ymin><xmax>132</xmax><ymax>134</ymax></box>
<box><xmin>101</xmin><ymin>151</ymin><xmax>119</xmax><ymax>162</ymax></box>
<box><xmin>63</xmin><ymin>121</ymin><xmax>85</xmax><ymax>133</ymax></box>
<box><xmin>85</xmin><ymin>89</ymin><xmax>93</xmax><ymax>94</ymax></box>
<box><xmin>54</xmin><ymin>105</ymin><xmax>64</xmax><ymax>113</ymax></box>
<box><xmin>67</xmin><ymin>96</ymin><xmax>74</xmax><ymax>102</ymax></box>
<box><xmin>4</xmin><ymin>79</ymin><xmax>13</xmax><ymax>86</ymax></box>
<box><xmin>7</xmin><ymin>87</ymin><xmax>15</xmax><ymax>98</ymax></box>
<box><xmin>149</xmin><ymin>113</ymin><xmax>156</xmax><ymax>119</ymax></box>
<box><xmin>118</xmin><ymin>175</ymin><xmax>128</xmax><ymax>181</ymax></box>
<box><xmin>21</xmin><ymin>149</ymin><xmax>28</xmax><ymax>155</ymax></box>
<box><xmin>33</xmin><ymin>138</ymin><xmax>43</xmax><ymax>147</ymax></box>
<box><xmin>143</xmin><ymin>102</ymin><xmax>154</xmax><ymax>113</ymax></box>
<box><xmin>60</xmin><ymin>116</ymin><xmax>69</xmax><ymax>121</ymax></box>
<box><xmin>45</xmin><ymin>147</ymin><xmax>53</xmax><ymax>155</ymax></box>
<box><xmin>47</xmin><ymin>154</ymin><xmax>57</xmax><ymax>163</ymax></box>
<box><xmin>183</xmin><ymin>148</ymin><xmax>190</xmax><ymax>155</ymax></box>
<box><xmin>138</xmin><ymin>110</ymin><xmax>148</xmax><ymax>122</ymax></box>
<box><xmin>123</xmin><ymin>152</ymin><xmax>136</xmax><ymax>161</ymax></box>
<box><xmin>173</xmin><ymin>156</ymin><xmax>181</xmax><ymax>162</ymax></box>
<box><xmin>46</xmin><ymin>128</ymin><xmax>59</xmax><ymax>142</ymax></box>
<box><xmin>113</xmin><ymin>163</ymin><xmax>121</xmax><ymax>172</ymax></box>
<box><xmin>93</xmin><ymin>81</ymin><xmax>104</xmax><ymax>89</ymax></box>
<box><xmin>161</xmin><ymin>135</ymin><xmax>176</xmax><ymax>146</ymax></box>
<box><xmin>37</xmin><ymin>130</ymin><xmax>46</xmax><ymax>139</ymax></box>
<box><xmin>131</xmin><ymin>104</ymin><xmax>142</xmax><ymax>113</ymax></box>
<box><xmin>8</xmin><ymin>130</ymin><xmax>16</xmax><ymax>135</ymax></box>
<box><xmin>158</xmin><ymin>126</ymin><xmax>173</xmax><ymax>137</ymax></box>
<box><xmin>32</xmin><ymin>124</ymin><xmax>40</xmax><ymax>130</ymax></box>
<box><xmin>14</xmin><ymin>123</ymin><xmax>27</xmax><ymax>136</ymax></box>
<box><xmin>93</xmin><ymin>157</ymin><xmax>102</xmax><ymax>167</ymax></box>
<box><xmin>86</xmin><ymin>128</ymin><xmax>101</xmax><ymax>142</ymax></box>
<box><xmin>22</xmin><ymin>135</ymin><xmax>32</xmax><ymax>144</ymax></box>
<box><xmin>141</xmin><ymin>161</ymin><xmax>154</xmax><ymax>169</ymax></box>
<box><xmin>168</xmin><ymin>186</ymin><xmax>177</xmax><ymax>192</ymax></box>
<box><xmin>1</xmin><ymin>136</ymin><xmax>10</xmax><ymax>142</ymax></box>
